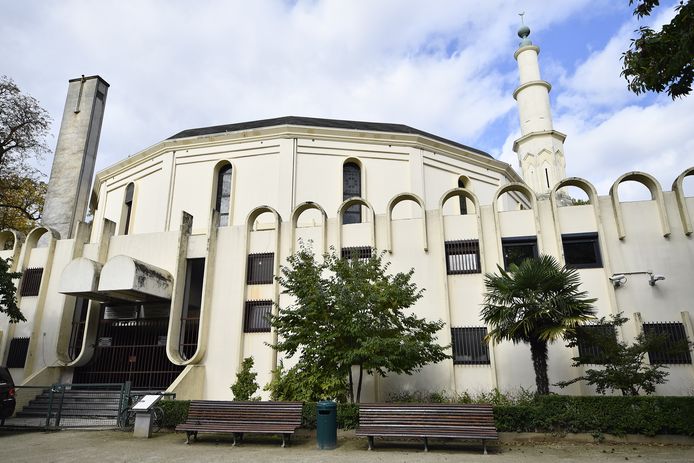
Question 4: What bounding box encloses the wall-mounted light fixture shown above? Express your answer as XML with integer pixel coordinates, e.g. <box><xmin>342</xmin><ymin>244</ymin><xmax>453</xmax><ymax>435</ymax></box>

<box><xmin>648</xmin><ymin>273</ymin><xmax>665</xmax><ymax>286</ymax></box>
<box><xmin>610</xmin><ymin>271</ymin><xmax>665</xmax><ymax>288</ymax></box>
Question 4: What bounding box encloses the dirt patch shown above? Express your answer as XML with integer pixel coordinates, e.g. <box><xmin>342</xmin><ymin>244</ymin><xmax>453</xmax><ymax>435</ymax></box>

<box><xmin>1</xmin><ymin>429</ymin><xmax>693</xmax><ymax>463</ymax></box>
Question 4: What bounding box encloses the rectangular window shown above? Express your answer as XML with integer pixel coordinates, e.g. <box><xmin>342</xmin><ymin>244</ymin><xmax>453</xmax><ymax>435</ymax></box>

<box><xmin>20</xmin><ymin>267</ymin><xmax>43</xmax><ymax>297</ymax></box>
<box><xmin>341</xmin><ymin>246</ymin><xmax>372</xmax><ymax>263</ymax></box>
<box><xmin>6</xmin><ymin>337</ymin><xmax>30</xmax><ymax>368</ymax></box>
<box><xmin>575</xmin><ymin>324</ymin><xmax>616</xmax><ymax>364</ymax></box>
<box><xmin>501</xmin><ymin>236</ymin><xmax>538</xmax><ymax>269</ymax></box>
<box><xmin>445</xmin><ymin>240</ymin><xmax>481</xmax><ymax>275</ymax></box>
<box><xmin>451</xmin><ymin>327</ymin><xmax>490</xmax><ymax>365</ymax></box>
<box><xmin>643</xmin><ymin>322</ymin><xmax>692</xmax><ymax>364</ymax></box>
<box><xmin>244</xmin><ymin>300</ymin><xmax>272</xmax><ymax>333</ymax></box>
<box><xmin>562</xmin><ymin>233</ymin><xmax>602</xmax><ymax>268</ymax></box>
<box><xmin>247</xmin><ymin>253</ymin><xmax>274</xmax><ymax>285</ymax></box>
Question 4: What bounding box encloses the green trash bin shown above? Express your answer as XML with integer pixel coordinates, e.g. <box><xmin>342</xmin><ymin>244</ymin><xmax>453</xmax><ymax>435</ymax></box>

<box><xmin>316</xmin><ymin>400</ymin><xmax>337</xmax><ymax>449</ymax></box>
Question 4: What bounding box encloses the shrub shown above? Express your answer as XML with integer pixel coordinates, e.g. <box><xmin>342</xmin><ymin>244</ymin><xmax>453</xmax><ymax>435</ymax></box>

<box><xmin>158</xmin><ymin>399</ymin><xmax>190</xmax><ymax>428</ymax></box>
<box><xmin>231</xmin><ymin>357</ymin><xmax>260</xmax><ymax>400</ymax></box>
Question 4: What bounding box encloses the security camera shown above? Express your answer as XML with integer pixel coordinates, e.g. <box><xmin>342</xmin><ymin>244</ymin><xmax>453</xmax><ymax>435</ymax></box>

<box><xmin>609</xmin><ymin>274</ymin><xmax>627</xmax><ymax>287</ymax></box>
<box><xmin>648</xmin><ymin>274</ymin><xmax>665</xmax><ymax>286</ymax></box>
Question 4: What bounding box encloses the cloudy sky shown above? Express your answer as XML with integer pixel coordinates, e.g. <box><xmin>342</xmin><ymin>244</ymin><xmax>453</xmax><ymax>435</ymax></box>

<box><xmin>2</xmin><ymin>0</ymin><xmax>692</xmax><ymax>199</ymax></box>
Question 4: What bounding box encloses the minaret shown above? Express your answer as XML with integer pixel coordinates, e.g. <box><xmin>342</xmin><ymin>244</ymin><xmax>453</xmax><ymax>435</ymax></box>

<box><xmin>42</xmin><ymin>76</ymin><xmax>109</xmax><ymax>239</ymax></box>
<box><xmin>512</xmin><ymin>24</ymin><xmax>567</xmax><ymax>197</ymax></box>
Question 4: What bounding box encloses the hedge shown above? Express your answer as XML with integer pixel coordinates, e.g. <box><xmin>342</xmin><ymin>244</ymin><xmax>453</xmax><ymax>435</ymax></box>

<box><xmin>156</xmin><ymin>396</ymin><xmax>694</xmax><ymax>436</ymax></box>
<box><xmin>494</xmin><ymin>395</ymin><xmax>694</xmax><ymax>436</ymax></box>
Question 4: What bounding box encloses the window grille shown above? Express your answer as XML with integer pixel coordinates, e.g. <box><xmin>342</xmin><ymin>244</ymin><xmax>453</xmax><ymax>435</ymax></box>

<box><xmin>343</xmin><ymin>162</ymin><xmax>362</xmax><ymax>224</ymax></box>
<box><xmin>68</xmin><ymin>297</ymin><xmax>90</xmax><ymax>361</ymax></box>
<box><xmin>247</xmin><ymin>253</ymin><xmax>274</xmax><ymax>284</ymax></box>
<box><xmin>180</xmin><ymin>258</ymin><xmax>204</xmax><ymax>359</ymax></box>
<box><xmin>643</xmin><ymin>322</ymin><xmax>692</xmax><ymax>364</ymax></box>
<box><xmin>341</xmin><ymin>246</ymin><xmax>372</xmax><ymax>263</ymax></box>
<box><xmin>123</xmin><ymin>183</ymin><xmax>134</xmax><ymax>235</ymax></box>
<box><xmin>458</xmin><ymin>179</ymin><xmax>467</xmax><ymax>215</ymax></box>
<box><xmin>451</xmin><ymin>327</ymin><xmax>490</xmax><ymax>365</ymax></box>
<box><xmin>6</xmin><ymin>337</ymin><xmax>30</xmax><ymax>368</ymax></box>
<box><xmin>575</xmin><ymin>324</ymin><xmax>616</xmax><ymax>364</ymax></box>
<box><xmin>215</xmin><ymin>165</ymin><xmax>232</xmax><ymax>227</ymax></box>
<box><xmin>562</xmin><ymin>233</ymin><xmax>602</xmax><ymax>268</ymax></box>
<box><xmin>20</xmin><ymin>267</ymin><xmax>43</xmax><ymax>296</ymax></box>
<box><xmin>445</xmin><ymin>240</ymin><xmax>480</xmax><ymax>274</ymax></box>
<box><xmin>501</xmin><ymin>236</ymin><xmax>538</xmax><ymax>269</ymax></box>
<box><xmin>244</xmin><ymin>300</ymin><xmax>272</xmax><ymax>333</ymax></box>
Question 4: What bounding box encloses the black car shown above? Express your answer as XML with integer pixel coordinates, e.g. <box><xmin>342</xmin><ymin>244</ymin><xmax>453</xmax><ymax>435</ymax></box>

<box><xmin>0</xmin><ymin>367</ymin><xmax>16</xmax><ymax>424</ymax></box>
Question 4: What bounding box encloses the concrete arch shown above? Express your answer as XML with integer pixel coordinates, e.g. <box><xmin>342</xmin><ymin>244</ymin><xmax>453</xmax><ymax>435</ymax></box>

<box><xmin>290</xmin><ymin>201</ymin><xmax>328</xmax><ymax>254</ymax></box>
<box><xmin>672</xmin><ymin>166</ymin><xmax>694</xmax><ymax>235</ymax></box>
<box><xmin>609</xmin><ymin>171</ymin><xmax>670</xmax><ymax>239</ymax></box>
<box><xmin>385</xmin><ymin>193</ymin><xmax>428</xmax><ymax>253</ymax></box>
<box><xmin>0</xmin><ymin>229</ymin><xmax>25</xmax><ymax>264</ymax></box>
<box><xmin>492</xmin><ymin>183</ymin><xmax>542</xmax><ymax>263</ymax></box>
<box><xmin>493</xmin><ymin>182</ymin><xmax>537</xmax><ymax>213</ymax></box>
<box><xmin>237</xmin><ymin>205</ymin><xmax>283</xmax><ymax>375</ymax></box>
<box><xmin>19</xmin><ymin>226</ymin><xmax>61</xmax><ymax>271</ymax></box>
<box><xmin>552</xmin><ymin>177</ymin><xmax>598</xmax><ymax>206</ymax></box>
<box><xmin>210</xmin><ymin>160</ymin><xmax>235</xmax><ymax>226</ymax></box>
<box><xmin>438</xmin><ymin>187</ymin><xmax>485</xmax><ymax>270</ymax></box>
<box><xmin>336</xmin><ymin>197</ymin><xmax>376</xmax><ymax>250</ymax></box>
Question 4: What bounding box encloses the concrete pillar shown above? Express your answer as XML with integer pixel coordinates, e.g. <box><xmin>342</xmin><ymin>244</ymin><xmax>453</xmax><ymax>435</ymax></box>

<box><xmin>42</xmin><ymin>75</ymin><xmax>109</xmax><ymax>239</ymax></box>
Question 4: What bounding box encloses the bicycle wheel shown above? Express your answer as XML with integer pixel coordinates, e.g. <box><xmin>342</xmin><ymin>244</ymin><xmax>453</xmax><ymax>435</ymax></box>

<box><xmin>119</xmin><ymin>410</ymin><xmax>136</xmax><ymax>432</ymax></box>
<box><xmin>151</xmin><ymin>406</ymin><xmax>164</xmax><ymax>433</ymax></box>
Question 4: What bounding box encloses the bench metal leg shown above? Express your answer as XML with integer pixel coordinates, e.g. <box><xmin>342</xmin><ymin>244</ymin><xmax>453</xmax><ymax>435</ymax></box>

<box><xmin>232</xmin><ymin>433</ymin><xmax>238</xmax><ymax>446</ymax></box>
<box><xmin>281</xmin><ymin>433</ymin><xmax>289</xmax><ymax>448</ymax></box>
<box><xmin>185</xmin><ymin>432</ymin><xmax>193</xmax><ymax>445</ymax></box>
<box><xmin>482</xmin><ymin>439</ymin><xmax>487</xmax><ymax>455</ymax></box>
<box><xmin>367</xmin><ymin>436</ymin><xmax>374</xmax><ymax>451</ymax></box>
<box><xmin>423</xmin><ymin>437</ymin><xmax>429</xmax><ymax>452</ymax></box>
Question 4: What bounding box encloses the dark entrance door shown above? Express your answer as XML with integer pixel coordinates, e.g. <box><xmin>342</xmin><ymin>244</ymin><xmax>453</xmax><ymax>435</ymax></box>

<box><xmin>73</xmin><ymin>305</ymin><xmax>183</xmax><ymax>390</ymax></box>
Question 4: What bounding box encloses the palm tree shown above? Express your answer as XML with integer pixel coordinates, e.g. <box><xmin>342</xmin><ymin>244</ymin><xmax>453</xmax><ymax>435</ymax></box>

<box><xmin>480</xmin><ymin>255</ymin><xmax>596</xmax><ymax>395</ymax></box>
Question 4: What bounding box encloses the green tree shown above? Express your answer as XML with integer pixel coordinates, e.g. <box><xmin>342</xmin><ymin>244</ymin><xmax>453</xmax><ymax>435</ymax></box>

<box><xmin>556</xmin><ymin>313</ymin><xmax>688</xmax><ymax>395</ymax></box>
<box><xmin>481</xmin><ymin>255</ymin><xmax>596</xmax><ymax>395</ymax></box>
<box><xmin>0</xmin><ymin>75</ymin><xmax>51</xmax><ymax>232</ymax></box>
<box><xmin>230</xmin><ymin>356</ymin><xmax>260</xmax><ymax>400</ymax></box>
<box><xmin>621</xmin><ymin>0</ymin><xmax>694</xmax><ymax>98</ymax></box>
<box><xmin>0</xmin><ymin>257</ymin><xmax>24</xmax><ymax>323</ymax></box>
<box><xmin>264</xmin><ymin>360</ymin><xmax>348</xmax><ymax>402</ymax></box>
<box><xmin>271</xmin><ymin>243</ymin><xmax>449</xmax><ymax>403</ymax></box>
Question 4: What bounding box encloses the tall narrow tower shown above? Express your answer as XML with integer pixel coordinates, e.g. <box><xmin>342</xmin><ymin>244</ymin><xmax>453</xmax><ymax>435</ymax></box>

<box><xmin>42</xmin><ymin>75</ymin><xmax>109</xmax><ymax>239</ymax></box>
<box><xmin>512</xmin><ymin>25</ymin><xmax>566</xmax><ymax>197</ymax></box>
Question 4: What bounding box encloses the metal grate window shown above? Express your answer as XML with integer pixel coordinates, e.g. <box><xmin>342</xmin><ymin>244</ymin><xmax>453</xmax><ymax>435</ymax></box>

<box><xmin>247</xmin><ymin>253</ymin><xmax>274</xmax><ymax>284</ymax></box>
<box><xmin>244</xmin><ymin>300</ymin><xmax>272</xmax><ymax>333</ymax></box>
<box><xmin>343</xmin><ymin>162</ymin><xmax>362</xmax><ymax>224</ymax></box>
<box><xmin>20</xmin><ymin>267</ymin><xmax>43</xmax><ymax>297</ymax></box>
<box><xmin>575</xmin><ymin>324</ymin><xmax>616</xmax><ymax>364</ymax></box>
<box><xmin>68</xmin><ymin>297</ymin><xmax>90</xmax><ymax>361</ymax></box>
<box><xmin>445</xmin><ymin>240</ymin><xmax>481</xmax><ymax>274</ymax></box>
<box><xmin>562</xmin><ymin>233</ymin><xmax>602</xmax><ymax>269</ymax></box>
<box><xmin>451</xmin><ymin>327</ymin><xmax>490</xmax><ymax>365</ymax></box>
<box><xmin>643</xmin><ymin>322</ymin><xmax>692</xmax><ymax>364</ymax></box>
<box><xmin>501</xmin><ymin>236</ymin><xmax>538</xmax><ymax>269</ymax></box>
<box><xmin>6</xmin><ymin>337</ymin><xmax>30</xmax><ymax>368</ymax></box>
<box><xmin>341</xmin><ymin>246</ymin><xmax>372</xmax><ymax>263</ymax></box>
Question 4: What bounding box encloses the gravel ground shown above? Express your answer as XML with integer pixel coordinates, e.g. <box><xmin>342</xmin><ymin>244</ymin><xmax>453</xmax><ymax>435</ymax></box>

<box><xmin>1</xmin><ymin>429</ymin><xmax>693</xmax><ymax>463</ymax></box>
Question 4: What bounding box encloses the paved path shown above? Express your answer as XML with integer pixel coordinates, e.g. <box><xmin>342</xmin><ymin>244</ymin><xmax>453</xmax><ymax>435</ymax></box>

<box><xmin>1</xmin><ymin>429</ymin><xmax>693</xmax><ymax>463</ymax></box>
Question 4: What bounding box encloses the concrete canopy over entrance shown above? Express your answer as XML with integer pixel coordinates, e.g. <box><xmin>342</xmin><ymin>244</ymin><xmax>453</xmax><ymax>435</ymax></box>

<box><xmin>97</xmin><ymin>255</ymin><xmax>173</xmax><ymax>302</ymax></box>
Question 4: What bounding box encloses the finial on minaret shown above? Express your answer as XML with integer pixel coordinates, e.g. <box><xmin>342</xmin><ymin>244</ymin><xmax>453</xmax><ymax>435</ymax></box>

<box><xmin>517</xmin><ymin>13</ymin><xmax>532</xmax><ymax>47</ymax></box>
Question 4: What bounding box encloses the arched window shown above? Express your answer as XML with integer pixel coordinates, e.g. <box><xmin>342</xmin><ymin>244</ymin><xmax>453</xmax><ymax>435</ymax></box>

<box><xmin>123</xmin><ymin>183</ymin><xmax>134</xmax><ymax>235</ymax></box>
<box><xmin>216</xmin><ymin>165</ymin><xmax>232</xmax><ymax>226</ymax></box>
<box><xmin>458</xmin><ymin>178</ymin><xmax>467</xmax><ymax>215</ymax></box>
<box><xmin>343</xmin><ymin>162</ymin><xmax>361</xmax><ymax>224</ymax></box>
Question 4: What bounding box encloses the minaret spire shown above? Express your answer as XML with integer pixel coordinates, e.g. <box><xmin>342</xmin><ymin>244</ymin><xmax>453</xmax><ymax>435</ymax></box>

<box><xmin>512</xmin><ymin>22</ymin><xmax>567</xmax><ymax>197</ymax></box>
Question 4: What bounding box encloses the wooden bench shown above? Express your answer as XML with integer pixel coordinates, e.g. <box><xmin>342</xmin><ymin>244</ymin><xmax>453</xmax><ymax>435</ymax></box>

<box><xmin>175</xmin><ymin>400</ymin><xmax>303</xmax><ymax>447</ymax></box>
<box><xmin>355</xmin><ymin>403</ymin><xmax>498</xmax><ymax>453</ymax></box>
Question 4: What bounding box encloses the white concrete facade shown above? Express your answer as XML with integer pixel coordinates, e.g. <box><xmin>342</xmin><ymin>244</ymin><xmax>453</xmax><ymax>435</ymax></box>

<box><xmin>1</xmin><ymin>30</ymin><xmax>693</xmax><ymax>401</ymax></box>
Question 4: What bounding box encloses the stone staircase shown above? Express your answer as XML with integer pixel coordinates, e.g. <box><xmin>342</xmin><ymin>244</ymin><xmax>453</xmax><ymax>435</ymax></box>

<box><xmin>15</xmin><ymin>388</ymin><xmax>123</xmax><ymax>425</ymax></box>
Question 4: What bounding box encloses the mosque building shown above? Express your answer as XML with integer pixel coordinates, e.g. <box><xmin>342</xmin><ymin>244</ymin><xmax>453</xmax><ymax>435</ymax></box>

<box><xmin>1</xmin><ymin>26</ymin><xmax>692</xmax><ymax>402</ymax></box>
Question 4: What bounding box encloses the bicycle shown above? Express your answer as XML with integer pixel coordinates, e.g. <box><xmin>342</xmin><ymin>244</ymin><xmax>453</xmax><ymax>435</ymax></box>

<box><xmin>118</xmin><ymin>402</ymin><xmax>164</xmax><ymax>433</ymax></box>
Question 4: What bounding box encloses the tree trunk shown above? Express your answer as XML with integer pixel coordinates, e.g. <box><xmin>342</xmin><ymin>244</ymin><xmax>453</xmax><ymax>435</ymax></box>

<box><xmin>348</xmin><ymin>366</ymin><xmax>354</xmax><ymax>403</ymax></box>
<box><xmin>356</xmin><ymin>365</ymin><xmax>363</xmax><ymax>403</ymax></box>
<box><xmin>529</xmin><ymin>339</ymin><xmax>550</xmax><ymax>395</ymax></box>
